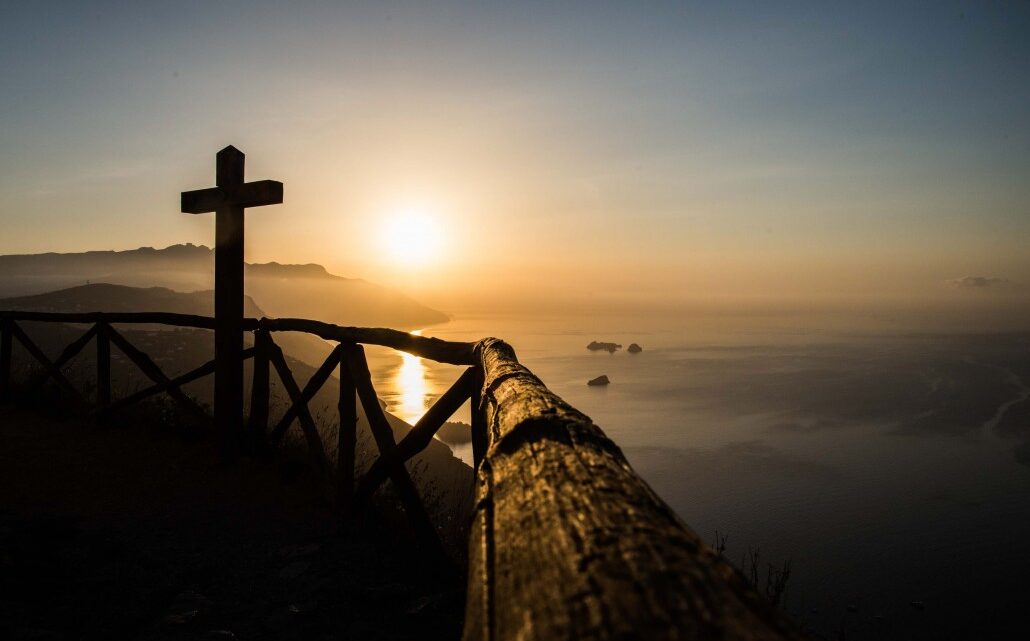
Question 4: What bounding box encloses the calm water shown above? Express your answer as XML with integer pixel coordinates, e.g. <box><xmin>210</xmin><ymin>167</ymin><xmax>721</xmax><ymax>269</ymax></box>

<box><xmin>367</xmin><ymin>313</ymin><xmax>1030</xmax><ymax>639</ymax></box>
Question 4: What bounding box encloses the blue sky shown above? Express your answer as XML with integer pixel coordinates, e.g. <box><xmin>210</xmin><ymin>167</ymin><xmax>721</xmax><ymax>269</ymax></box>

<box><xmin>1</xmin><ymin>1</ymin><xmax>1028</xmax><ymax>307</ymax></box>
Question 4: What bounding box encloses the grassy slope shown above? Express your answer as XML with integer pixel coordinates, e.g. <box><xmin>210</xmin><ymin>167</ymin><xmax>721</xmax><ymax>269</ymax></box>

<box><xmin>0</xmin><ymin>406</ymin><xmax>464</xmax><ymax>641</ymax></box>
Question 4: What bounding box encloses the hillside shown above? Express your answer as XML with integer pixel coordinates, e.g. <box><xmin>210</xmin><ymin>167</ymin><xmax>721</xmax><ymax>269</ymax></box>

<box><xmin>0</xmin><ymin>245</ymin><xmax>448</xmax><ymax>329</ymax></box>
<box><xmin>0</xmin><ymin>406</ymin><xmax>463</xmax><ymax>640</ymax></box>
<box><xmin>0</xmin><ymin>288</ymin><xmax>475</xmax><ymax>556</ymax></box>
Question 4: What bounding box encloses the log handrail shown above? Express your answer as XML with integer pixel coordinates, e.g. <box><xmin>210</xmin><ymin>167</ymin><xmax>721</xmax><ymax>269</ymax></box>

<box><xmin>464</xmin><ymin>337</ymin><xmax>804</xmax><ymax>641</ymax></box>
<box><xmin>0</xmin><ymin>312</ymin><xmax>476</xmax><ymax>364</ymax></box>
<box><xmin>255</xmin><ymin>317</ymin><xmax>474</xmax><ymax>365</ymax></box>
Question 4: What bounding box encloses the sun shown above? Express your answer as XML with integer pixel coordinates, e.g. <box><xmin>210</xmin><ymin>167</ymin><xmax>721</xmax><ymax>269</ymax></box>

<box><xmin>380</xmin><ymin>206</ymin><xmax>443</xmax><ymax>267</ymax></box>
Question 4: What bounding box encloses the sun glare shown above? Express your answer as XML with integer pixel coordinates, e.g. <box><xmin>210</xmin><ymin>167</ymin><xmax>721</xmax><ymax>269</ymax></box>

<box><xmin>393</xmin><ymin>329</ymin><xmax>428</xmax><ymax>425</ymax></box>
<box><xmin>381</xmin><ymin>207</ymin><xmax>443</xmax><ymax>266</ymax></box>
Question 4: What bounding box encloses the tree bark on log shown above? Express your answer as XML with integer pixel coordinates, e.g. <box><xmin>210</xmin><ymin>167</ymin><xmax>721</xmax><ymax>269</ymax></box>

<box><xmin>464</xmin><ymin>338</ymin><xmax>807</xmax><ymax>641</ymax></box>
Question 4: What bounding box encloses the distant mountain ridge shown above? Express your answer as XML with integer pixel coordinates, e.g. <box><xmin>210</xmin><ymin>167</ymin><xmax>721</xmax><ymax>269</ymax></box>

<box><xmin>0</xmin><ymin>244</ymin><xmax>352</xmax><ymax>282</ymax></box>
<box><xmin>0</xmin><ymin>283</ymin><xmax>264</xmax><ymax>316</ymax></box>
<box><xmin>0</xmin><ymin>244</ymin><xmax>448</xmax><ymax>329</ymax></box>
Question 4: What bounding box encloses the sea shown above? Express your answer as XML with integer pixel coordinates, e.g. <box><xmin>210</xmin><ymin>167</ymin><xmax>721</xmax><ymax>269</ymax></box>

<box><xmin>362</xmin><ymin>312</ymin><xmax>1030</xmax><ymax>640</ymax></box>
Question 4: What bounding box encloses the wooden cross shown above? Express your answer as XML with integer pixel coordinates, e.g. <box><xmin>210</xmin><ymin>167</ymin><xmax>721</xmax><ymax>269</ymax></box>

<box><xmin>181</xmin><ymin>146</ymin><xmax>283</xmax><ymax>455</ymax></box>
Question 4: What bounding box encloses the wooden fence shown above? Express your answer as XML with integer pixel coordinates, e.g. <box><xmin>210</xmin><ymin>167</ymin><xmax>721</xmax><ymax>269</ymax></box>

<box><xmin>0</xmin><ymin>310</ymin><xmax>803</xmax><ymax>641</ymax></box>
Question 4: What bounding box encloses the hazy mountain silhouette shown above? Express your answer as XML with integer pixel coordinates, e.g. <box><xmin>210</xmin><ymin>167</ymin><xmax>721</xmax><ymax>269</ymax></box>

<box><xmin>0</xmin><ymin>283</ymin><xmax>264</xmax><ymax>316</ymax></box>
<box><xmin>0</xmin><ymin>244</ymin><xmax>448</xmax><ymax>328</ymax></box>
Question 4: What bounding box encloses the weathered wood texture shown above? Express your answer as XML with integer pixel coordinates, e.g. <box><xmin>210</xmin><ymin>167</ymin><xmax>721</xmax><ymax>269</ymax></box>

<box><xmin>465</xmin><ymin>338</ymin><xmax>806</xmax><ymax>641</ymax></box>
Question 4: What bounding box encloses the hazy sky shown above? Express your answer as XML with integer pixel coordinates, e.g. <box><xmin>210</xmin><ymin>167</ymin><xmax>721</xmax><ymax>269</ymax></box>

<box><xmin>1</xmin><ymin>1</ymin><xmax>1028</xmax><ymax>312</ymax></box>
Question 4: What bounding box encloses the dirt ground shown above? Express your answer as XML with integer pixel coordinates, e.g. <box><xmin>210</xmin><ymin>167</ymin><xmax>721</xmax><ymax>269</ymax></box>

<box><xmin>0</xmin><ymin>405</ymin><xmax>464</xmax><ymax>641</ymax></box>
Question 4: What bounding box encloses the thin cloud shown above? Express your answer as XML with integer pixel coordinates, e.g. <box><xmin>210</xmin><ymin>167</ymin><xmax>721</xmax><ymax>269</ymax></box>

<box><xmin>949</xmin><ymin>276</ymin><xmax>1009</xmax><ymax>289</ymax></box>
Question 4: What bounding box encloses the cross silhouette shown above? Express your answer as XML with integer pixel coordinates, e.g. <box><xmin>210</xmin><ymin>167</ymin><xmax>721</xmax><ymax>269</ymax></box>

<box><xmin>181</xmin><ymin>146</ymin><xmax>283</xmax><ymax>454</ymax></box>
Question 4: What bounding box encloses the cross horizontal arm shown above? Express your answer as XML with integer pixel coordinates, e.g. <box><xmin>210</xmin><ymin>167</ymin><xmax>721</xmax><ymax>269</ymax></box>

<box><xmin>181</xmin><ymin>180</ymin><xmax>284</xmax><ymax>214</ymax></box>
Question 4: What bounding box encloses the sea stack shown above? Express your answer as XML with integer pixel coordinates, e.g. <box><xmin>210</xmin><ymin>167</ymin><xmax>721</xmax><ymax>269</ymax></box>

<box><xmin>587</xmin><ymin>341</ymin><xmax>622</xmax><ymax>353</ymax></box>
<box><xmin>587</xmin><ymin>375</ymin><xmax>611</xmax><ymax>386</ymax></box>
<box><xmin>628</xmin><ymin>343</ymin><xmax>642</xmax><ymax>353</ymax></box>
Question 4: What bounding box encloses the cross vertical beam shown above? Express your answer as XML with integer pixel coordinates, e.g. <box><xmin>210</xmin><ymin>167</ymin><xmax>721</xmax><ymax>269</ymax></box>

<box><xmin>215</xmin><ymin>147</ymin><xmax>245</xmax><ymax>456</ymax></box>
<box><xmin>182</xmin><ymin>146</ymin><xmax>283</xmax><ymax>457</ymax></box>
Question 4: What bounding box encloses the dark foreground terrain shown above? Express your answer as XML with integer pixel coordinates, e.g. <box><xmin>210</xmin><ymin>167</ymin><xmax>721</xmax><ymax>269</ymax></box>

<box><xmin>0</xmin><ymin>406</ymin><xmax>463</xmax><ymax>641</ymax></box>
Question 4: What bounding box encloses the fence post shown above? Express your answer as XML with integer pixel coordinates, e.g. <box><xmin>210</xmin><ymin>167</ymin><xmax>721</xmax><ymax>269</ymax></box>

<box><xmin>0</xmin><ymin>318</ymin><xmax>11</xmax><ymax>403</ymax></box>
<box><xmin>470</xmin><ymin>363</ymin><xmax>487</xmax><ymax>470</ymax></box>
<box><xmin>248</xmin><ymin>329</ymin><xmax>270</xmax><ymax>453</ymax></box>
<box><xmin>96</xmin><ymin>322</ymin><xmax>111</xmax><ymax>407</ymax></box>
<box><xmin>337</xmin><ymin>345</ymin><xmax>358</xmax><ymax>518</ymax></box>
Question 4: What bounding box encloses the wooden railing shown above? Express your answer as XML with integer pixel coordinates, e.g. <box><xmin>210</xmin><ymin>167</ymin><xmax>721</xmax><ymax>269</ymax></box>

<box><xmin>0</xmin><ymin>310</ymin><xmax>804</xmax><ymax>641</ymax></box>
<box><xmin>0</xmin><ymin>311</ymin><xmax>476</xmax><ymax>560</ymax></box>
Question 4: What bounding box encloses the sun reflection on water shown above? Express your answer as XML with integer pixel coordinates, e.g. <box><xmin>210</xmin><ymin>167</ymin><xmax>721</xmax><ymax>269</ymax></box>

<box><xmin>394</xmin><ymin>330</ymin><xmax>428</xmax><ymax>425</ymax></box>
